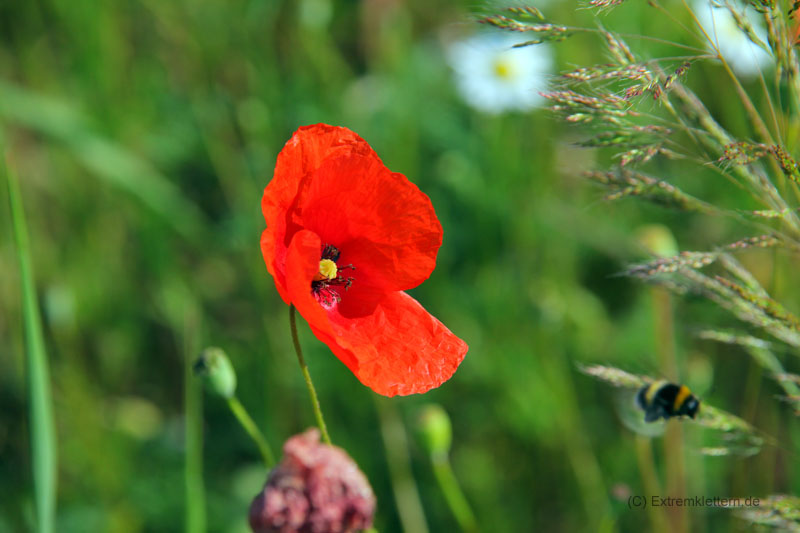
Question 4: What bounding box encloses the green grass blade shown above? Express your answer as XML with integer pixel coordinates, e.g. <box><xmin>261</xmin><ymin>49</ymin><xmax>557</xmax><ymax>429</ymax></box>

<box><xmin>4</xmin><ymin>154</ymin><xmax>57</xmax><ymax>533</ymax></box>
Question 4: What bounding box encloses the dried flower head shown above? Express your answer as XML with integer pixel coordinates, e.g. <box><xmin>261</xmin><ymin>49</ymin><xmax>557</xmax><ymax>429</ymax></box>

<box><xmin>249</xmin><ymin>429</ymin><xmax>376</xmax><ymax>533</ymax></box>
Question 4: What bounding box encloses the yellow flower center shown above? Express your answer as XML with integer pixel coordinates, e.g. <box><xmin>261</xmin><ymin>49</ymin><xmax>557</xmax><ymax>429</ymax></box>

<box><xmin>493</xmin><ymin>58</ymin><xmax>515</xmax><ymax>80</ymax></box>
<box><xmin>314</xmin><ymin>259</ymin><xmax>338</xmax><ymax>281</ymax></box>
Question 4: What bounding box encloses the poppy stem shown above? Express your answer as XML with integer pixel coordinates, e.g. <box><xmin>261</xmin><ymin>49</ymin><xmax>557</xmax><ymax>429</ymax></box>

<box><xmin>289</xmin><ymin>305</ymin><xmax>332</xmax><ymax>445</ymax></box>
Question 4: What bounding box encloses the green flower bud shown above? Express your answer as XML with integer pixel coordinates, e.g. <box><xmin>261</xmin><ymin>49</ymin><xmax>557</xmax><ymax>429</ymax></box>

<box><xmin>416</xmin><ymin>404</ymin><xmax>452</xmax><ymax>458</ymax></box>
<box><xmin>635</xmin><ymin>224</ymin><xmax>678</xmax><ymax>258</ymax></box>
<box><xmin>194</xmin><ymin>347</ymin><xmax>237</xmax><ymax>399</ymax></box>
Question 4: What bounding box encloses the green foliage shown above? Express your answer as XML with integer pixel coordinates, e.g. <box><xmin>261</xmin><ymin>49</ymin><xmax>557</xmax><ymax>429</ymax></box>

<box><xmin>2</xmin><ymin>0</ymin><xmax>800</xmax><ymax>532</ymax></box>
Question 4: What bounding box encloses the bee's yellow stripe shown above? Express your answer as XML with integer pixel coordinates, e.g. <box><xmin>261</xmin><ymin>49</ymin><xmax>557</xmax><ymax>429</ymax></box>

<box><xmin>646</xmin><ymin>380</ymin><xmax>667</xmax><ymax>403</ymax></box>
<box><xmin>673</xmin><ymin>385</ymin><xmax>691</xmax><ymax>412</ymax></box>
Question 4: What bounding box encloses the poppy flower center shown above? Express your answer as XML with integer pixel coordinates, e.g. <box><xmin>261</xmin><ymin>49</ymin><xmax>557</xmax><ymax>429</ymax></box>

<box><xmin>311</xmin><ymin>244</ymin><xmax>355</xmax><ymax>309</ymax></box>
<box><xmin>314</xmin><ymin>259</ymin><xmax>338</xmax><ymax>281</ymax></box>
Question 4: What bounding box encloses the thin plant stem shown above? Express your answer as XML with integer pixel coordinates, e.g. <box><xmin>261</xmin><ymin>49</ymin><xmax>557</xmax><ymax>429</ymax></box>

<box><xmin>183</xmin><ymin>309</ymin><xmax>205</xmax><ymax>533</ymax></box>
<box><xmin>545</xmin><ymin>356</ymin><xmax>615</xmax><ymax>532</ymax></box>
<box><xmin>557</xmin><ymin>25</ymin><xmax>710</xmax><ymax>54</ymax></box>
<box><xmin>681</xmin><ymin>0</ymin><xmax>774</xmax><ymax>143</ymax></box>
<box><xmin>670</xmin><ymin>81</ymin><xmax>800</xmax><ymax>235</ymax></box>
<box><xmin>651</xmin><ymin>287</ymin><xmax>687</xmax><ymax>533</ymax></box>
<box><xmin>669</xmin><ymin>1</ymin><xmax>800</xmax><ymax>229</ymax></box>
<box><xmin>634</xmin><ymin>436</ymin><xmax>668</xmax><ymax>533</ymax></box>
<box><xmin>289</xmin><ymin>305</ymin><xmax>331</xmax><ymax>445</ymax></box>
<box><xmin>430</xmin><ymin>452</ymin><xmax>478</xmax><ymax>533</ymax></box>
<box><xmin>6</xmin><ymin>154</ymin><xmax>57</xmax><ymax>533</ymax></box>
<box><xmin>375</xmin><ymin>397</ymin><xmax>430</xmax><ymax>533</ymax></box>
<box><xmin>227</xmin><ymin>396</ymin><xmax>275</xmax><ymax>468</ymax></box>
<box><xmin>682</xmin><ymin>0</ymin><xmax>796</xmax><ymax>200</ymax></box>
<box><xmin>733</xmin><ymin>341</ymin><xmax>763</xmax><ymax>498</ymax></box>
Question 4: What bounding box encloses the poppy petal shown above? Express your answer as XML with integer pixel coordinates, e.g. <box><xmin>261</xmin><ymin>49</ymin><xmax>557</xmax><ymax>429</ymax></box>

<box><xmin>296</xmin><ymin>153</ymin><xmax>443</xmax><ymax>293</ymax></box>
<box><xmin>261</xmin><ymin>227</ymin><xmax>290</xmax><ymax>304</ymax></box>
<box><xmin>281</xmin><ymin>230</ymin><xmax>451</xmax><ymax>397</ymax></box>
<box><xmin>285</xmin><ymin>229</ymin><xmax>333</xmax><ymax>335</ymax></box>
<box><xmin>312</xmin><ymin>292</ymin><xmax>468</xmax><ymax>397</ymax></box>
<box><xmin>262</xmin><ymin>125</ymin><xmax>375</xmax><ymax>297</ymax></box>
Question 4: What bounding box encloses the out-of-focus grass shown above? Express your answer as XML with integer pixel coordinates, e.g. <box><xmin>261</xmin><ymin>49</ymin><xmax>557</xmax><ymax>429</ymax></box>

<box><xmin>1</xmin><ymin>1</ymin><xmax>799</xmax><ymax>532</ymax></box>
<box><xmin>5</xmin><ymin>155</ymin><xmax>57</xmax><ymax>533</ymax></box>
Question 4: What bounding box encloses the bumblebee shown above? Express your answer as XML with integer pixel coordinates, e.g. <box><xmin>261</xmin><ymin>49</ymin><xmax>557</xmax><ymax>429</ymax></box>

<box><xmin>636</xmin><ymin>380</ymin><xmax>700</xmax><ymax>422</ymax></box>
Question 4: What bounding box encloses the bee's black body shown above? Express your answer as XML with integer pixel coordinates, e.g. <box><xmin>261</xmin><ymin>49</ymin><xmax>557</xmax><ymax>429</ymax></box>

<box><xmin>636</xmin><ymin>380</ymin><xmax>700</xmax><ymax>423</ymax></box>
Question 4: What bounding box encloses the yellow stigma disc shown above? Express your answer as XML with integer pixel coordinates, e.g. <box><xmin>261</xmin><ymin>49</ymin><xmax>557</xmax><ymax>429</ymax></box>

<box><xmin>315</xmin><ymin>259</ymin><xmax>338</xmax><ymax>281</ymax></box>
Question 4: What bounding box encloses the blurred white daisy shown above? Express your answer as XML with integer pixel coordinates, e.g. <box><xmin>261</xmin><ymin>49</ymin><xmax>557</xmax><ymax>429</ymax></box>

<box><xmin>447</xmin><ymin>32</ymin><xmax>553</xmax><ymax>114</ymax></box>
<box><xmin>692</xmin><ymin>0</ymin><xmax>773</xmax><ymax>77</ymax></box>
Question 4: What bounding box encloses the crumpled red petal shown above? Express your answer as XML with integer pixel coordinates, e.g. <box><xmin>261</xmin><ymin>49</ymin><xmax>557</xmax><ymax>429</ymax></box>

<box><xmin>284</xmin><ymin>230</ymin><xmax>465</xmax><ymax>396</ymax></box>
<box><xmin>311</xmin><ymin>292</ymin><xmax>468</xmax><ymax>397</ymax></box>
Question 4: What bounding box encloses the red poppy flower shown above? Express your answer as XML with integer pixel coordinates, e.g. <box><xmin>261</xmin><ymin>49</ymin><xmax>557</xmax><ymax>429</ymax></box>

<box><xmin>261</xmin><ymin>124</ymin><xmax>467</xmax><ymax>397</ymax></box>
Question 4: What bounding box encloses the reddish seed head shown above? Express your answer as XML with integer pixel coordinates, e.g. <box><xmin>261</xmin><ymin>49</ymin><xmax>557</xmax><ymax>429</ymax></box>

<box><xmin>249</xmin><ymin>429</ymin><xmax>376</xmax><ymax>533</ymax></box>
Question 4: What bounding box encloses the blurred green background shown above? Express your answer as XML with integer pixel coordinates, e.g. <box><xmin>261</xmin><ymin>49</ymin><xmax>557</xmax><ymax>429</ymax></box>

<box><xmin>2</xmin><ymin>0</ymin><xmax>799</xmax><ymax>531</ymax></box>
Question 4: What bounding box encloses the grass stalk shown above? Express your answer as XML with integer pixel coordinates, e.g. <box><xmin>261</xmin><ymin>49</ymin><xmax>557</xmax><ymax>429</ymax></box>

<box><xmin>671</xmin><ymin>81</ymin><xmax>800</xmax><ymax>235</ymax></box>
<box><xmin>634</xmin><ymin>436</ymin><xmax>668</xmax><ymax>533</ymax></box>
<box><xmin>543</xmin><ymin>356</ymin><xmax>615</xmax><ymax>532</ymax></box>
<box><xmin>227</xmin><ymin>396</ymin><xmax>275</xmax><ymax>468</ymax></box>
<box><xmin>5</xmin><ymin>154</ymin><xmax>57</xmax><ymax>533</ymax></box>
<box><xmin>430</xmin><ymin>452</ymin><xmax>478</xmax><ymax>533</ymax></box>
<box><xmin>184</xmin><ymin>311</ymin><xmax>205</xmax><ymax>533</ymax></box>
<box><xmin>374</xmin><ymin>397</ymin><xmax>430</xmax><ymax>533</ymax></box>
<box><xmin>651</xmin><ymin>287</ymin><xmax>687</xmax><ymax>533</ymax></box>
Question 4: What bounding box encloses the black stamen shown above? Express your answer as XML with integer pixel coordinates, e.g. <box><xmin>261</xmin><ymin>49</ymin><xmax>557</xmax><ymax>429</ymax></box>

<box><xmin>321</xmin><ymin>244</ymin><xmax>341</xmax><ymax>262</ymax></box>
